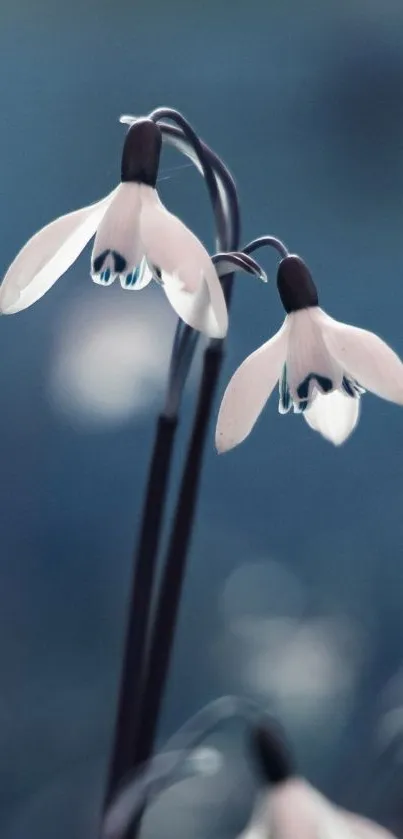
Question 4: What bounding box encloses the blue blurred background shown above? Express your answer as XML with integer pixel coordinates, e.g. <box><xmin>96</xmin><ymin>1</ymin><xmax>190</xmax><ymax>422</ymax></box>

<box><xmin>1</xmin><ymin>0</ymin><xmax>403</xmax><ymax>836</ymax></box>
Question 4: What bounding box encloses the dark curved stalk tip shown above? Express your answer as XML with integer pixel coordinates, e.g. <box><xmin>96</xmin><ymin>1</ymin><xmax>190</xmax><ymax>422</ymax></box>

<box><xmin>244</xmin><ymin>235</ymin><xmax>289</xmax><ymax>261</ymax></box>
<box><xmin>149</xmin><ymin>108</ymin><xmax>224</xmax><ymax>252</ymax></box>
<box><xmin>158</xmin><ymin>120</ymin><xmax>239</xmax><ymax>253</ymax></box>
<box><xmin>212</xmin><ymin>250</ymin><xmax>267</xmax><ymax>281</ymax></box>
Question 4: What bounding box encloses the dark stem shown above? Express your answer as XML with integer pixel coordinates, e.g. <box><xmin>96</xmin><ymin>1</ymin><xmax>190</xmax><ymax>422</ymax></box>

<box><xmin>148</xmin><ymin>108</ymin><xmax>225</xmax><ymax>250</ymax></box>
<box><xmin>163</xmin><ymin>325</ymin><xmax>199</xmax><ymax>419</ymax></box>
<box><xmin>130</xmin><ymin>345</ymin><xmax>225</xmax><ymax>832</ymax></box>
<box><xmin>103</xmin><ymin>415</ymin><xmax>177</xmax><ymax>809</ymax></box>
<box><xmin>243</xmin><ymin>235</ymin><xmax>289</xmax><ymax>260</ymax></box>
<box><xmin>156</xmin><ymin>119</ymin><xmax>238</xmax><ymax>253</ymax></box>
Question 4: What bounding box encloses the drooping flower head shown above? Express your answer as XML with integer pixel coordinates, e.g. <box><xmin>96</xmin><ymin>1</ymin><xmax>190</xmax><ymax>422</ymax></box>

<box><xmin>238</xmin><ymin>720</ymin><xmax>397</xmax><ymax>839</ymax></box>
<box><xmin>0</xmin><ymin>117</ymin><xmax>229</xmax><ymax>338</ymax></box>
<box><xmin>216</xmin><ymin>252</ymin><xmax>403</xmax><ymax>448</ymax></box>
<box><xmin>91</xmin><ymin>117</ymin><xmax>162</xmax><ymax>287</ymax></box>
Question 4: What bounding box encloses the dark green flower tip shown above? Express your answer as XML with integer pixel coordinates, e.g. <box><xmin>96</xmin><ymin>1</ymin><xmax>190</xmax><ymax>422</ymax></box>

<box><xmin>277</xmin><ymin>255</ymin><xmax>319</xmax><ymax>314</ymax></box>
<box><xmin>121</xmin><ymin>118</ymin><xmax>162</xmax><ymax>187</ymax></box>
<box><xmin>250</xmin><ymin>718</ymin><xmax>294</xmax><ymax>785</ymax></box>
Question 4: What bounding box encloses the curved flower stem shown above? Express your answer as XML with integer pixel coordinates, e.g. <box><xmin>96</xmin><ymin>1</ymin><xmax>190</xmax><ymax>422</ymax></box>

<box><xmin>149</xmin><ymin>107</ymin><xmax>226</xmax><ymax>252</ymax></box>
<box><xmin>159</xmin><ymin>116</ymin><xmax>240</xmax><ymax>418</ymax></box>
<box><xmin>243</xmin><ymin>234</ymin><xmax>289</xmax><ymax>260</ymax></box>
<box><xmin>154</xmin><ymin>118</ymin><xmax>239</xmax><ymax>254</ymax></box>
<box><xmin>158</xmin><ymin>115</ymin><xmax>241</xmax><ymax>420</ymax></box>
<box><xmin>103</xmin><ymin>117</ymin><xmax>238</xmax><ymax>824</ymax></box>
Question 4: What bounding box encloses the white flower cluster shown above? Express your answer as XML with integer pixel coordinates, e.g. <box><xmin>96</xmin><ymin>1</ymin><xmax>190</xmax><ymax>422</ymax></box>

<box><xmin>3</xmin><ymin>113</ymin><xmax>403</xmax><ymax>448</ymax></box>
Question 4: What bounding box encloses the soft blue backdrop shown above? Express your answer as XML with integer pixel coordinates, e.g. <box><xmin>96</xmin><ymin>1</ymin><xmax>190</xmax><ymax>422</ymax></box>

<box><xmin>1</xmin><ymin>0</ymin><xmax>403</xmax><ymax>836</ymax></box>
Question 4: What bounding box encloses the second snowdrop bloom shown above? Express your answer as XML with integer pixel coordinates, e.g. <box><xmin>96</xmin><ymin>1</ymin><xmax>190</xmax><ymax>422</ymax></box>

<box><xmin>240</xmin><ymin>776</ymin><xmax>397</xmax><ymax>839</ymax></box>
<box><xmin>216</xmin><ymin>254</ymin><xmax>403</xmax><ymax>449</ymax></box>
<box><xmin>239</xmin><ymin>722</ymin><xmax>397</xmax><ymax>839</ymax></box>
<box><xmin>0</xmin><ymin>119</ymin><xmax>228</xmax><ymax>338</ymax></box>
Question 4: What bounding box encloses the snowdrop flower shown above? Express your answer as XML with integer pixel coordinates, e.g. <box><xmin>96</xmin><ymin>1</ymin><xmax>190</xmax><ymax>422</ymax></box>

<box><xmin>238</xmin><ymin>721</ymin><xmax>397</xmax><ymax>839</ymax></box>
<box><xmin>216</xmin><ymin>254</ymin><xmax>403</xmax><ymax>448</ymax></box>
<box><xmin>0</xmin><ymin>119</ymin><xmax>228</xmax><ymax>338</ymax></box>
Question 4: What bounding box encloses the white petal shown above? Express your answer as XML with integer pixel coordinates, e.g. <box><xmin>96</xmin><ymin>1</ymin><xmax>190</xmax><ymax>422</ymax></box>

<box><xmin>304</xmin><ymin>389</ymin><xmax>360</xmax><ymax>445</ymax></box>
<box><xmin>239</xmin><ymin>783</ymin><xmax>383</xmax><ymax>839</ymax></box>
<box><xmin>118</xmin><ymin>258</ymin><xmax>154</xmax><ymax>291</ymax></box>
<box><xmin>0</xmin><ymin>190</ymin><xmax>116</xmax><ymax>314</ymax></box>
<box><xmin>286</xmin><ymin>309</ymin><xmax>343</xmax><ymax>406</ymax></box>
<box><xmin>91</xmin><ymin>183</ymin><xmax>143</xmax><ymax>282</ymax></box>
<box><xmin>133</xmin><ymin>258</ymin><xmax>154</xmax><ymax>290</ymax></box>
<box><xmin>158</xmin><ymin>267</ymin><xmax>223</xmax><ymax>337</ymax></box>
<box><xmin>339</xmin><ymin>812</ymin><xmax>397</xmax><ymax>839</ymax></box>
<box><xmin>264</xmin><ymin>779</ymin><xmax>322</xmax><ymax>839</ymax></box>
<box><xmin>215</xmin><ymin>321</ymin><xmax>288</xmax><ymax>453</ymax></box>
<box><xmin>269</xmin><ymin>779</ymin><xmax>357</xmax><ymax>839</ymax></box>
<box><xmin>319</xmin><ymin>311</ymin><xmax>403</xmax><ymax>404</ymax></box>
<box><xmin>236</xmin><ymin>794</ymin><xmax>270</xmax><ymax>839</ymax></box>
<box><xmin>139</xmin><ymin>185</ymin><xmax>228</xmax><ymax>338</ymax></box>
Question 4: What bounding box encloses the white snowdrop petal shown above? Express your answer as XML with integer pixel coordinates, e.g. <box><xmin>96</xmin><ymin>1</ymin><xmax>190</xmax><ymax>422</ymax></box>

<box><xmin>139</xmin><ymin>185</ymin><xmax>228</xmax><ymax>337</ymax></box>
<box><xmin>271</xmin><ymin>779</ymin><xmax>359</xmax><ymax>839</ymax></box>
<box><xmin>286</xmin><ymin>309</ymin><xmax>343</xmax><ymax>405</ymax></box>
<box><xmin>339</xmin><ymin>811</ymin><xmax>398</xmax><ymax>839</ymax></box>
<box><xmin>321</xmin><ymin>315</ymin><xmax>403</xmax><ymax>404</ymax></box>
<box><xmin>159</xmin><ymin>268</ymin><xmax>224</xmax><ymax>337</ymax></box>
<box><xmin>215</xmin><ymin>321</ymin><xmax>289</xmax><ymax>453</ymax></box>
<box><xmin>202</xmin><ymin>259</ymin><xmax>229</xmax><ymax>337</ymax></box>
<box><xmin>91</xmin><ymin>183</ymin><xmax>143</xmax><ymax>281</ymax></box>
<box><xmin>304</xmin><ymin>389</ymin><xmax>360</xmax><ymax>445</ymax></box>
<box><xmin>236</xmin><ymin>793</ymin><xmax>270</xmax><ymax>839</ymax></box>
<box><xmin>133</xmin><ymin>258</ymin><xmax>154</xmax><ymax>290</ymax></box>
<box><xmin>238</xmin><ymin>786</ymin><xmax>397</xmax><ymax>839</ymax></box>
<box><xmin>0</xmin><ymin>191</ymin><xmax>116</xmax><ymax>314</ymax></box>
<box><xmin>274</xmin><ymin>780</ymin><xmax>319</xmax><ymax>839</ymax></box>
